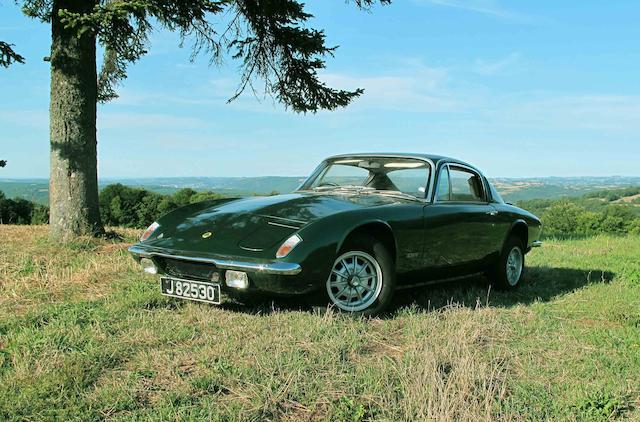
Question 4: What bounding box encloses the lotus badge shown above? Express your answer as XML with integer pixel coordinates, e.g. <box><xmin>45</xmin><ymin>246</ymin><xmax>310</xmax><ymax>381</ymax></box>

<box><xmin>201</xmin><ymin>231</ymin><xmax>213</xmax><ymax>239</ymax></box>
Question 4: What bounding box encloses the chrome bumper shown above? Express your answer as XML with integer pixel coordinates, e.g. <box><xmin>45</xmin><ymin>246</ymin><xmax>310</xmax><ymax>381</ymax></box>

<box><xmin>531</xmin><ymin>240</ymin><xmax>543</xmax><ymax>248</ymax></box>
<box><xmin>128</xmin><ymin>245</ymin><xmax>302</xmax><ymax>275</ymax></box>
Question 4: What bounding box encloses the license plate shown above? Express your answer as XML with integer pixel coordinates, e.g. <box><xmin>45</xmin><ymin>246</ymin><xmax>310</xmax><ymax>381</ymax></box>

<box><xmin>160</xmin><ymin>277</ymin><xmax>221</xmax><ymax>304</ymax></box>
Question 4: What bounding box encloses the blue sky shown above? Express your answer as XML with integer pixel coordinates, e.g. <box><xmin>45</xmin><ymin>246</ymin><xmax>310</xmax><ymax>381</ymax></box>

<box><xmin>1</xmin><ymin>0</ymin><xmax>639</xmax><ymax>179</ymax></box>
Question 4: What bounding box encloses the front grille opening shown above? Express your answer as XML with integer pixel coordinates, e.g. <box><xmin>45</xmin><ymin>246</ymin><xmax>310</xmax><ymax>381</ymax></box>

<box><xmin>159</xmin><ymin>257</ymin><xmax>219</xmax><ymax>281</ymax></box>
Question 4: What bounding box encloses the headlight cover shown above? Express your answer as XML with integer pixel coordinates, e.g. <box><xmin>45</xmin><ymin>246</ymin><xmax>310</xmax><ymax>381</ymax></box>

<box><xmin>276</xmin><ymin>234</ymin><xmax>302</xmax><ymax>258</ymax></box>
<box><xmin>140</xmin><ymin>222</ymin><xmax>160</xmax><ymax>242</ymax></box>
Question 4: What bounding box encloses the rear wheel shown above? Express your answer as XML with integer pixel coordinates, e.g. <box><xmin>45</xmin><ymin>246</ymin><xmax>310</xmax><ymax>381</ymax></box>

<box><xmin>325</xmin><ymin>235</ymin><xmax>395</xmax><ymax>316</ymax></box>
<box><xmin>489</xmin><ymin>235</ymin><xmax>525</xmax><ymax>289</ymax></box>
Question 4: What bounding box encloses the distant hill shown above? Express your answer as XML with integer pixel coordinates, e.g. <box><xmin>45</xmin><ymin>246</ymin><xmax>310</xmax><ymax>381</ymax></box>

<box><xmin>516</xmin><ymin>185</ymin><xmax>640</xmax><ymax>218</ymax></box>
<box><xmin>492</xmin><ymin>176</ymin><xmax>640</xmax><ymax>202</ymax></box>
<box><xmin>2</xmin><ymin>175</ymin><xmax>640</xmax><ymax>205</ymax></box>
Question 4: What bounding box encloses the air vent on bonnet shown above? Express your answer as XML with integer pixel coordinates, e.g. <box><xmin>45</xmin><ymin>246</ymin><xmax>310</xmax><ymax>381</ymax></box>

<box><xmin>237</xmin><ymin>216</ymin><xmax>305</xmax><ymax>252</ymax></box>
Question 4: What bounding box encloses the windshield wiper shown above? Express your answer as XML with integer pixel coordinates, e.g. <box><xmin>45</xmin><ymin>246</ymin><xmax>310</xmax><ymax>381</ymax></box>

<box><xmin>312</xmin><ymin>185</ymin><xmax>373</xmax><ymax>193</ymax></box>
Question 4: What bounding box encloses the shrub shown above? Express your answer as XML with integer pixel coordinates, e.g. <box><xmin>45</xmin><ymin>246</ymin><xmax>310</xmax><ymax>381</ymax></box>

<box><xmin>542</xmin><ymin>202</ymin><xmax>584</xmax><ymax>236</ymax></box>
<box><xmin>98</xmin><ymin>184</ymin><xmax>226</xmax><ymax>228</ymax></box>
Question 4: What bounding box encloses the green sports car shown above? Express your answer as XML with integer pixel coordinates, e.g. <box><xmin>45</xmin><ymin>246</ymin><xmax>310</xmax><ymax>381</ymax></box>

<box><xmin>129</xmin><ymin>153</ymin><xmax>542</xmax><ymax>315</ymax></box>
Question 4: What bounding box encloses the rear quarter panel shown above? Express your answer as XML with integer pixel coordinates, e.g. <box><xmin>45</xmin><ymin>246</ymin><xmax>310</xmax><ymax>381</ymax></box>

<box><xmin>492</xmin><ymin>203</ymin><xmax>543</xmax><ymax>250</ymax></box>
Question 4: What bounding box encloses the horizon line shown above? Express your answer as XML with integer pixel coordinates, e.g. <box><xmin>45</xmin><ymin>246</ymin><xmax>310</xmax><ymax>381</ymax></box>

<box><xmin>2</xmin><ymin>175</ymin><xmax>640</xmax><ymax>181</ymax></box>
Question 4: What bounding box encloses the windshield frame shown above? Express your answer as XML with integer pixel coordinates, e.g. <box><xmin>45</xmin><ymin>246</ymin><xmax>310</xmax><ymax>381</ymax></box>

<box><xmin>297</xmin><ymin>154</ymin><xmax>436</xmax><ymax>202</ymax></box>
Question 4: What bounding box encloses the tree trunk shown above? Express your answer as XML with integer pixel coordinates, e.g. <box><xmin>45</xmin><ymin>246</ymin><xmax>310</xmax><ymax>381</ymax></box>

<box><xmin>49</xmin><ymin>0</ymin><xmax>104</xmax><ymax>240</ymax></box>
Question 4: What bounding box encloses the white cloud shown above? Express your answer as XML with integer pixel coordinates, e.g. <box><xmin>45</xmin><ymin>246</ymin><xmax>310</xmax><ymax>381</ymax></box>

<box><xmin>319</xmin><ymin>64</ymin><xmax>466</xmax><ymax>113</ymax></box>
<box><xmin>414</xmin><ymin>0</ymin><xmax>540</xmax><ymax>24</ymax></box>
<box><xmin>473</xmin><ymin>52</ymin><xmax>521</xmax><ymax>75</ymax></box>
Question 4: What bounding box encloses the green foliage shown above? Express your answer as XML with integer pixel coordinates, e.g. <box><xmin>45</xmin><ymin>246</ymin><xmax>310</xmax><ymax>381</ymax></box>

<box><xmin>0</xmin><ymin>41</ymin><xmax>25</xmax><ymax>67</ymax></box>
<box><xmin>0</xmin><ymin>186</ymin><xmax>226</xmax><ymax>228</ymax></box>
<box><xmin>189</xmin><ymin>190</ymin><xmax>226</xmax><ymax>203</ymax></box>
<box><xmin>538</xmin><ymin>202</ymin><xmax>640</xmax><ymax>237</ymax></box>
<box><xmin>0</xmin><ymin>191</ymin><xmax>46</xmax><ymax>224</ymax></box>
<box><xmin>574</xmin><ymin>390</ymin><xmax>628</xmax><ymax>420</ymax></box>
<box><xmin>334</xmin><ymin>396</ymin><xmax>368</xmax><ymax>422</ymax></box>
<box><xmin>541</xmin><ymin>202</ymin><xmax>584</xmax><ymax>236</ymax></box>
<box><xmin>585</xmin><ymin>186</ymin><xmax>640</xmax><ymax>201</ymax></box>
<box><xmin>98</xmin><ymin>184</ymin><xmax>225</xmax><ymax>228</ymax></box>
<box><xmin>99</xmin><ymin>184</ymin><xmax>171</xmax><ymax>228</ymax></box>
<box><xmin>518</xmin><ymin>186</ymin><xmax>640</xmax><ymax>238</ymax></box>
<box><xmin>172</xmin><ymin>188</ymin><xmax>198</xmax><ymax>206</ymax></box>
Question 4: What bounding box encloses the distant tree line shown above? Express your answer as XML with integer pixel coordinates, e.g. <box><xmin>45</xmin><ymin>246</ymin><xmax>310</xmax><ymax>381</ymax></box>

<box><xmin>99</xmin><ymin>184</ymin><xmax>226</xmax><ymax>228</ymax></box>
<box><xmin>584</xmin><ymin>186</ymin><xmax>640</xmax><ymax>202</ymax></box>
<box><xmin>2</xmin><ymin>184</ymin><xmax>639</xmax><ymax>237</ymax></box>
<box><xmin>518</xmin><ymin>200</ymin><xmax>640</xmax><ymax>238</ymax></box>
<box><xmin>0</xmin><ymin>191</ymin><xmax>49</xmax><ymax>225</ymax></box>
<box><xmin>0</xmin><ymin>185</ymin><xmax>226</xmax><ymax>228</ymax></box>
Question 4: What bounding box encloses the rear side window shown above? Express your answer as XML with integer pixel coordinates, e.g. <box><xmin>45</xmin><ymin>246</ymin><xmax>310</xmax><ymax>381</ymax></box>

<box><xmin>437</xmin><ymin>165</ymin><xmax>486</xmax><ymax>202</ymax></box>
<box><xmin>449</xmin><ymin>167</ymin><xmax>485</xmax><ymax>202</ymax></box>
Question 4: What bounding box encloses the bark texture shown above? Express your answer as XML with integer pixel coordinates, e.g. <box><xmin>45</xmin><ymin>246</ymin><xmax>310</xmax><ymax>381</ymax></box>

<box><xmin>49</xmin><ymin>0</ymin><xmax>104</xmax><ymax>240</ymax></box>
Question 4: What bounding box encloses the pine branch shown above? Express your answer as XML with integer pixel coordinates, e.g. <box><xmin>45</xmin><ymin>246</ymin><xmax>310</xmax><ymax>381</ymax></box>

<box><xmin>0</xmin><ymin>41</ymin><xmax>25</xmax><ymax>67</ymax></box>
<box><xmin>22</xmin><ymin>0</ymin><xmax>389</xmax><ymax>111</ymax></box>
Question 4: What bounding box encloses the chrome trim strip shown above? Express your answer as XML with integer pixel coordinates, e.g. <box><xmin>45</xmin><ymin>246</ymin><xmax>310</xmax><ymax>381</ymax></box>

<box><xmin>531</xmin><ymin>240</ymin><xmax>543</xmax><ymax>248</ymax></box>
<box><xmin>239</xmin><ymin>245</ymin><xmax>264</xmax><ymax>252</ymax></box>
<box><xmin>267</xmin><ymin>221</ymin><xmax>301</xmax><ymax>230</ymax></box>
<box><xmin>259</xmin><ymin>214</ymin><xmax>307</xmax><ymax>225</ymax></box>
<box><xmin>128</xmin><ymin>245</ymin><xmax>302</xmax><ymax>275</ymax></box>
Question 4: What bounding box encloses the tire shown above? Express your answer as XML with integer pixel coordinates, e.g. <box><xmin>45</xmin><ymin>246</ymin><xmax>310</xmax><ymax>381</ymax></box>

<box><xmin>325</xmin><ymin>234</ymin><xmax>395</xmax><ymax>316</ymax></box>
<box><xmin>488</xmin><ymin>235</ymin><xmax>525</xmax><ymax>289</ymax></box>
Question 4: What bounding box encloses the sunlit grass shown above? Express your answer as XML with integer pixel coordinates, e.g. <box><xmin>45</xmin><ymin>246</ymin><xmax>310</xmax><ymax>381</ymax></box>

<box><xmin>0</xmin><ymin>226</ymin><xmax>638</xmax><ymax>421</ymax></box>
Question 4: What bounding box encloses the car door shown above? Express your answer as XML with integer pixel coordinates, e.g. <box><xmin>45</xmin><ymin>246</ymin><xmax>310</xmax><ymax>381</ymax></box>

<box><xmin>423</xmin><ymin>163</ymin><xmax>500</xmax><ymax>275</ymax></box>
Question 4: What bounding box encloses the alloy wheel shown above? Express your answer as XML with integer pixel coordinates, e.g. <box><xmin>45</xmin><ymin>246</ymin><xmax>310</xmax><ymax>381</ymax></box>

<box><xmin>326</xmin><ymin>251</ymin><xmax>383</xmax><ymax>312</ymax></box>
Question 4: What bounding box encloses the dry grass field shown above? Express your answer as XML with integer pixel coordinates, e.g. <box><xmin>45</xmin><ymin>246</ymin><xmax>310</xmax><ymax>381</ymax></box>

<box><xmin>1</xmin><ymin>225</ymin><xmax>639</xmax><ymax>421</ymax></box>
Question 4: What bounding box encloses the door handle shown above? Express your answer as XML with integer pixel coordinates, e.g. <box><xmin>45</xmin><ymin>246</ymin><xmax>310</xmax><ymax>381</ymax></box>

<box><xmin>486</xmin><ymin>210</ymin><xmax>498</xmax><ymax>216</ymax></box>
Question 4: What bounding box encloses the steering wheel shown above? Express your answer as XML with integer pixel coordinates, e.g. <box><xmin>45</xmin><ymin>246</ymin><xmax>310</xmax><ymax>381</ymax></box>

<box><xmin>318</xmin><ymin>182</ymin><xmax>339</xmax><ymax>187</ymax></box>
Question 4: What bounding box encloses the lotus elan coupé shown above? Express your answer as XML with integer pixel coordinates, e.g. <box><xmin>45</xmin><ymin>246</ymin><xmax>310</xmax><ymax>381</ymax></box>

<box><xmin>129</xmin><ymin>153</ymin><xmax>542</xmax><ymax>315</ymax></box>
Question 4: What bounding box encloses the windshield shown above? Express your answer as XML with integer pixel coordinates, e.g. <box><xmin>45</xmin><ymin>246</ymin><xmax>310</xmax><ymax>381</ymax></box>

<box><xmin>299</xmin><ymin>157</ymin><xmax>431</xmax><ymax>199</ymax></box>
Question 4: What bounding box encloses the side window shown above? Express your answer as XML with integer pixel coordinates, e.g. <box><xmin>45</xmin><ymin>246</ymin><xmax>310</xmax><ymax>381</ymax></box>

<box><xmin>436</xmin><ymin>166</ymin><xmax>450</xmax><ymax>201</ymax></box>
<box><xmin>449</xmin><ymin>167</ymin><xmax>485</xmax><ymax>202</ymax></box>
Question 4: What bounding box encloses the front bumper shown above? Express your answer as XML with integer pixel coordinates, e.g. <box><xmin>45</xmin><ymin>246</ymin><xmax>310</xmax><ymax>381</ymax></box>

<box><xmin>128</xmin><ymin>244</ymin><xmax>317</xmax><ymax>296</ymax></box>
<box><xmin>128</xmin><ymin>244</ymin><xmax>302</xmax><ymax>275</ymax></box>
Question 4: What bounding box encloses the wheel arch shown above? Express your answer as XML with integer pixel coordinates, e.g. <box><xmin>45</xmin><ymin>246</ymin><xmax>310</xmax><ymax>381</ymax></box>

<box><xmin>337</xmin><ymin>220</ymin><xmax>397</xmax><ymax>264</ymax></box>
<box><xmin>506</xmin><ymin>219</ymin><xmax>529</xmax><ymax>251</ymax></box>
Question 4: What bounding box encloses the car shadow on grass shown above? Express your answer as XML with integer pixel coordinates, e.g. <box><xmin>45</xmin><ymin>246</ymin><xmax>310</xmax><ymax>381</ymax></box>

<box><xmin>390</xmin><ymin>266</ymin><xmax>615</xmax><ymax>314</ymax></box>
<box><xmin>214</xmin><ymin>265</ymin><xmax>615</xmax><ymax>317</ymax></box>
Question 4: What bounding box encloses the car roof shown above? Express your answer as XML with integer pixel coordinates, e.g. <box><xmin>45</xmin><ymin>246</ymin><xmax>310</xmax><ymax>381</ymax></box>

<box><xmin>326</xmin><ymin>152</ymin><xmax>479</xmax><ymax>172</ymax></box>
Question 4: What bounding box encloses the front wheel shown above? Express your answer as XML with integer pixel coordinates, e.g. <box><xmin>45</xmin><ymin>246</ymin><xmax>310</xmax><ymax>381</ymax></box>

<box><xmin>488</xmin><ymin>236</ymin><xmax>525</xmax><ymax>289</ymax></box>
<box><xmin>325</xmin><ymin>235</ymin><xmax>395</xmax><ymax>316</ymax></box>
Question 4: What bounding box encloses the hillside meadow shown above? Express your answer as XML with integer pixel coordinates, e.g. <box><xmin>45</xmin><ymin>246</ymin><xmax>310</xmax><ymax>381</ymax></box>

<box><xmin>0</xmin><ymin>225</ymin><xmax>639</xmax><ymax>421</ymax></box>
